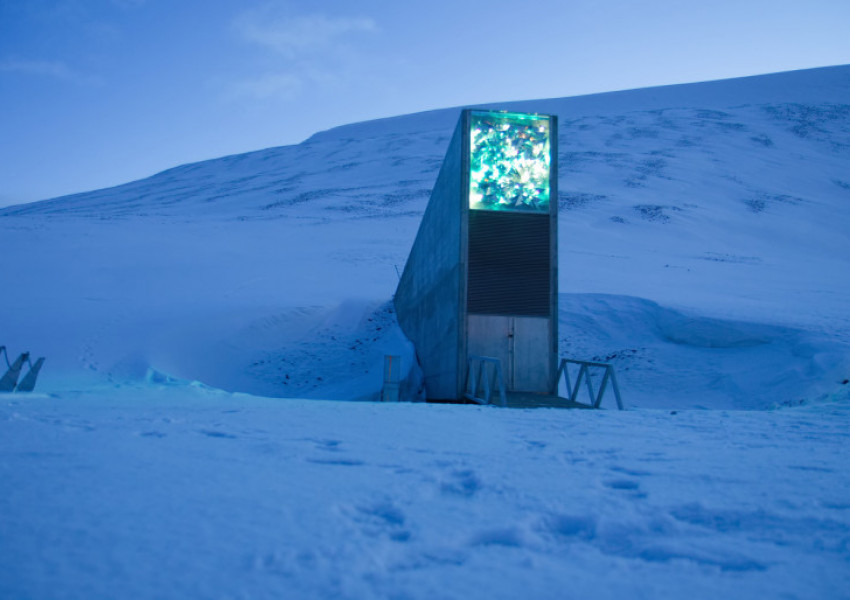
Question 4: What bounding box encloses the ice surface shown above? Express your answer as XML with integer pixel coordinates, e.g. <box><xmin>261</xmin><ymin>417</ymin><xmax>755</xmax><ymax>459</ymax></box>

<box><xmin>1</xmin><ymin>65</ymin><xmax>849</xmax><ymax>598</ymax></box>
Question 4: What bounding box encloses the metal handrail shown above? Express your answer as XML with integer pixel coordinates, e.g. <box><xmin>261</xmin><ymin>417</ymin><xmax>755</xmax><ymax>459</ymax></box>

<box><xmin>556</xmin><ymin>358</ymin><xmax>624</xmax><ymax>410</ymax></box>
<box><xmin>464</xmin><ymin>355</ymin><xmax>507</xmax><ymax>407</ymax></box>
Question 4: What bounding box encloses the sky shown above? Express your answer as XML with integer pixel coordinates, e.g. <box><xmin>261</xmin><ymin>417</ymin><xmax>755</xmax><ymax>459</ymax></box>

<box><xmin>1</xmin><ymin>0</ymin><xmax>849</xmax><ymax>207</ymax></box>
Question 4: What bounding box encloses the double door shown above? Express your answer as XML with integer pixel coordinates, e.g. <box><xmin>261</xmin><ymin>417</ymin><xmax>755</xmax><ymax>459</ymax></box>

<box><xmin>467</xmin><ymin>314</ymin><xmax>552</xmax><ymax>393</ymax></box>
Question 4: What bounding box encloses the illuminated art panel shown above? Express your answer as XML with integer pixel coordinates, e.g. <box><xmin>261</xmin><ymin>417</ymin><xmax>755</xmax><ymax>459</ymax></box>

<box><xmin>469</xmin><ymin>110</ymin><xmax>551</xmax><ymax>212</ymax></box>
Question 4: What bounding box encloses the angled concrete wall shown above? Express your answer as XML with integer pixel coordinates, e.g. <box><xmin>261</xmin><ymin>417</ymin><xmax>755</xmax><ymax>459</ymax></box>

<box><xmin>393</xmin><ymin>115</ymin><xmax>467</xmax><ymax>400</ymax></box>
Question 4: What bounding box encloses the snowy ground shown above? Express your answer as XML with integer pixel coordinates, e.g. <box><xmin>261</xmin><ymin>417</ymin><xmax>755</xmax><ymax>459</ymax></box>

<box><xmin>2</xmin><ymin>387</ymin><xmax>849</xmax><ymax>599</ymax></box>
<box><xmin>1</xmin><ymin>66</ymin><xmax>850</xmax><ymax>597</ymax></box>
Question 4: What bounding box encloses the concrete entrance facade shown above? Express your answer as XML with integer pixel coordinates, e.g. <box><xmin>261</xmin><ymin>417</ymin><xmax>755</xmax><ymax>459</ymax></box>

<box><xmin>394</xmin><ymin>109</ymin><xmax>558</xmax><ymax>401</ymax></box>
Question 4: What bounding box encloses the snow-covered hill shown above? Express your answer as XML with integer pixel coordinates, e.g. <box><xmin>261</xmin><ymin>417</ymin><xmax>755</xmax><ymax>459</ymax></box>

<box><xmin>5</xmin><ymin>65</ymin><xmax>850</xmax><ymax>223</ymax></box>
<box><xmin>2</xmin><ymin>66</ymin><xmax>850</xmax><ymax>599</ymax></box>
<box><xmin>2</xmin><ymin>65</ymin><xmax>849</xmax><ymax>407</ymax></box>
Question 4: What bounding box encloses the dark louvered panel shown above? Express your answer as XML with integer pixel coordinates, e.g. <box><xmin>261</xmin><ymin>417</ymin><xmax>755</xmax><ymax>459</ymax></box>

<box><xmin>467</xmin><ymin>210</ymin><xmax>550</xmax><ymax>316</ymax></box>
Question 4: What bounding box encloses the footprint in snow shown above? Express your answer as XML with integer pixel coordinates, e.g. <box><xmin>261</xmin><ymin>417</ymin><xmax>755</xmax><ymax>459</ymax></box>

<box><xmin>468</xmin><ymin>526</ymin><xmax>526</xmax><ymax>548</ymax></box>
<box><xmin>634</xmin><ymin>544</ymin><xmax>767</xmax><ymax>572</ymax></box>
<box><xmin>440</xmin><ymin>469</ymin><xmax>481</xmax><ymax>498</ymax></box>
<box><xmin>344</xmin><ymin>500</ymin><xmax>411</xmax><ymax>542</ymax></box>
<box><xmin>200</xmin><ymin>430</ymin><xmax>237</xmax><ymax>439</ymax></box>
<box><xmin>305</xmin><ymin>457</ymin><xmax>365</xmax><ymax>466</ymax></box>
<box><xmin>301</xmin><ymin>438</ymin><xmax>342</xmax><ymax>451</ymax></box>
<box><xmin>539</xmin><ymin>513</ymin><xmax>597</xmax><ymax>541</ymax></box>
<box><xmin>605</xmin><ymin>478</ymin><xmax>640</xmax><ymax>490</ymax></box>
<box><xmin>604</xmin><ymin>478</ymin><xmax>647</xmax><ymax>498</ymax></box>
<box><xmin>314</xmin><ymin>439</ymin><xmax>342</xmax><ymax>451</ymax></box>
<box><xmin>610</xmin><ymin>465</ymin><xmax>651</xmax><ymax>477</ymax></box>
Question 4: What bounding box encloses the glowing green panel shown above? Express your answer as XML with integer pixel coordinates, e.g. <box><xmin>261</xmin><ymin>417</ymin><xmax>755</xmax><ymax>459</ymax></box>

<box><xmin>469</xmin><ymin>110</ymin><xmax>551</xmax><ymax>212</ymax></box>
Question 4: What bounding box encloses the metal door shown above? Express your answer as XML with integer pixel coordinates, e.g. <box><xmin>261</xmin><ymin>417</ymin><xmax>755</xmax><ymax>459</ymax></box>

<box><xmin>467</xmin><ymin>314</ymin><xmax>551</xmax><ymax>393</ymax></box>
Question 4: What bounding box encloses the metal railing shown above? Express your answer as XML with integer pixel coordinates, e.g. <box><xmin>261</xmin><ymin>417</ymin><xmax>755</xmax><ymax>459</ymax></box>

<box><xmin>556</xmin><ymin>358</ymin><xmax>624</xmax><ymax>410</ymax></box>
<box><xmin>1</xmin><ymin>346</ymin><xmax>46</xmax><ymax>393</ymax></box>
<box><xmin>464</xmin><ymin>355</ymin><xmax>507</xmax><ymax>407</ymax></box>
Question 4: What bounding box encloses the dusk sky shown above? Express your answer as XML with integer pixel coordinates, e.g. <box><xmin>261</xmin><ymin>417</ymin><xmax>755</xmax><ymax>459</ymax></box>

<box><xmin>1</xmin><ymin>0</ymin><xmax>848</xmax><ymax>207</ymax></box>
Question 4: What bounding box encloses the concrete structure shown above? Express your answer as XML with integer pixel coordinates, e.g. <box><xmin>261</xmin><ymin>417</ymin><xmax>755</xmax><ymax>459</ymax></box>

<box><xmin>394</xmin><ymin>109</ymin><xmax>558</xmax><ymax>401</ymax></box>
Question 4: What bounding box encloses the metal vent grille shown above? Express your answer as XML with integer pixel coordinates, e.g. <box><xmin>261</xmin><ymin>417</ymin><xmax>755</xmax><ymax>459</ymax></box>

<box><xmin>467</xmin><ymin>210</ymin><xmax>550</xmax><ymax>316</ymax></box>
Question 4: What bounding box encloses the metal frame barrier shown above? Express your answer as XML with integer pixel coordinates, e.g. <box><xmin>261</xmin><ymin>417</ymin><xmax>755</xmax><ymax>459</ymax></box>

<box><xmin>556</xmin><ymin>358</ymin><xmax>624</xmax><ymax>410</ymax></box>
<box><xmin>464</xmin><ymin>356</ymin><xmax>507</xmax><ymax>407</ymax></box>
<box><xmin>1</xmin><ymin>346</ymin><xmax>46</xmax><ymax>393</ymax></box>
